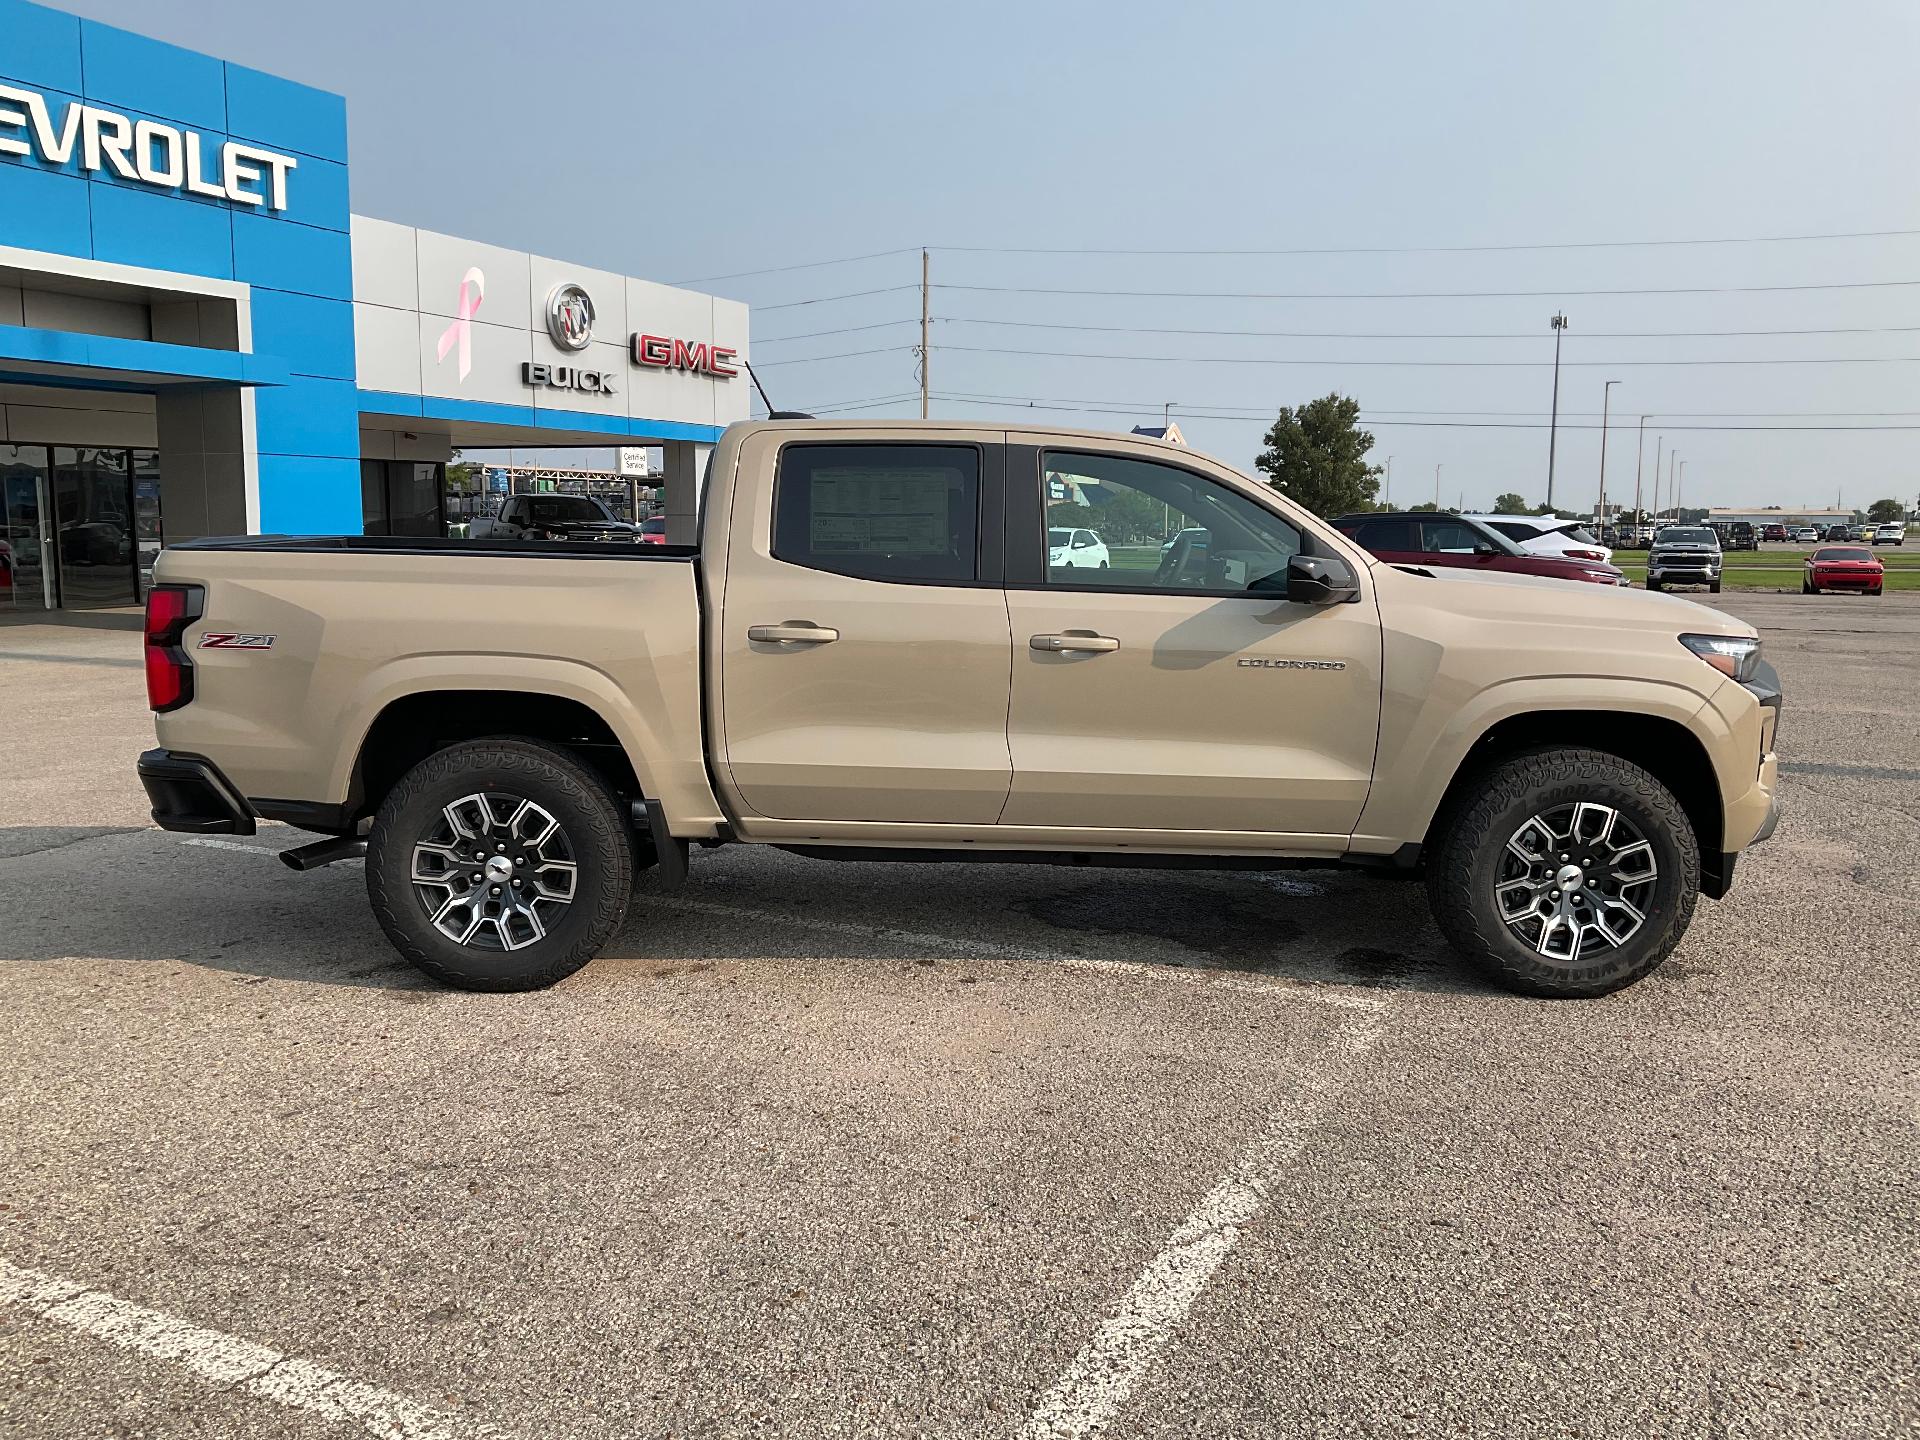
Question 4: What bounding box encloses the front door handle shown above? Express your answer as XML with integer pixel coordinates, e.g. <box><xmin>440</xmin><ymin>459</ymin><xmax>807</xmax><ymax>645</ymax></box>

<box><xmin>748</xmin><ymin>621</ymin><xmax>839</xmax><ymax>645</ymax></box>
<box><xmin>1030</xmin><ymin>631</ymin><xmax>1120</xmax><ymax>654</ymax></box>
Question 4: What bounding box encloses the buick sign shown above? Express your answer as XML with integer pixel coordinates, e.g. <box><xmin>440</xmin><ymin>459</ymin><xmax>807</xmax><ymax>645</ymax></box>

<box><xmin>545</xmin><ymin>284</ymin><xmax>595</xmax><ymax>351</ymax></box>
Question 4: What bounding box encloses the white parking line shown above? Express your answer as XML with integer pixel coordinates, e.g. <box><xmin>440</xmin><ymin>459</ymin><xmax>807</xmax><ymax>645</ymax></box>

<box><xmin>0</xmin><ymin>1257</ymin><xmax>500</xmax><ymax>1440</ymax></box>
<box><xmin>652</xmin><ymin>895</ymin><xmax>1390</xmax><ymax>1012</ymax></box>
<box><xmin>180</xmin><ymin>836</ymin><xmax>275</xmax><ymax>854</ymax></box>
<box><xmin>1017</xmin><ymin>1021</ymin><xmax>1383</xmax><ymax>1440</ymax></box>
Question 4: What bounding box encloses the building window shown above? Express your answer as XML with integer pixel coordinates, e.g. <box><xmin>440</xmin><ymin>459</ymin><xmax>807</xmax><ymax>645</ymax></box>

<box><xmin>361</xmin><ymin>460</ymin><xmax>446</xmax><ymax>538</ymax></box>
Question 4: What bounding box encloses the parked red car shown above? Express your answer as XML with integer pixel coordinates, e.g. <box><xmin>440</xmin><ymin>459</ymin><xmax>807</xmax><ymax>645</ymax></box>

<box><xmin>1333</xmin><ymin>511</ymin><xmax>1628</xmax><ymax>585</ymax></box>
<box><xmin>1803</xmin><ymin>545</ymin><xmax>1884</xmax><ymax>596</ymax></box>
<box><xmin>637</xmin><ymin>516</ymin><xmax>668</xmax><ymax>545</ymax></box>
<box><xmin>1761</xmin><ymin>523</ymin><xmax>1790</xmax><ymax>542</ymax></box>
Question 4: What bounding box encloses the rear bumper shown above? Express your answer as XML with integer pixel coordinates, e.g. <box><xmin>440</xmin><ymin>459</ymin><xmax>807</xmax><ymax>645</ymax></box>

<box><xmin>136</xmin><ymin>748</ymin><xmax>256</xmax><ymax>835</ymax></box>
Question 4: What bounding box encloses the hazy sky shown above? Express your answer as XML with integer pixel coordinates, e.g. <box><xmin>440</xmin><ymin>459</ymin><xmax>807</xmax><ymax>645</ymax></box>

<box><xmin>61</xmin><ymin>0</ymin><xmax>1920</xmax><ymax>512</ymax></box>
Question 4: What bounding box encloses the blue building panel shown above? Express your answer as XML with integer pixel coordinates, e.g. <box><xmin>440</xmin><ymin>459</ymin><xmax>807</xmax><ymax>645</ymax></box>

<box><xmin>249</xmin><ymin>288</ymin><xmax>355</xmax><ymax>380</ymax></box>
<box><xmin>232</xmin><ymin>212</ymin><xmax>353</xmax><ymax>300</ymax></box>
<box><xmin>87</xmin><ymin>179</ymin><xmax>232</xmax><ymax>277</ymax></box>
<box><xmin>253</xmin><ymin>375</ymin><xmax>360</xmax><ymax>457</ymax></box>
<box><xmin>256</xmin><ymin>453</ymin><xmax>362</xmax><ymax>535</ymax></box>
<box><xmin>0</xmin><ymin>160</ymin><xmax>91</xmax><ymax>257</ymax></box>
<box><xmin>224</xmin><ymin>62</ymin><xmax>348</xmax><ymax>164</ymax></box>
<box><xmin>0</xmin><ymin>0</ymin><xmax>82</xmax><ymax>93</ymax></box>
<box><xmin>272</xmin><ymin>152</ymin><xmax>350</xmax><ymax>234</ymax></box>
<box><xmin>77</xmin><ymin>15</ymin><xmax>226</xmax><ymax>132</ymax></box>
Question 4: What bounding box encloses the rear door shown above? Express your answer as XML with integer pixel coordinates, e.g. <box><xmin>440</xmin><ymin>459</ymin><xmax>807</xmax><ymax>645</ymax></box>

<box><xmin>715</xmin><ymin>431</ymin><xmax>1015</xmax><ymax>824</ymax></box>
<box><xmin>1000</xmin><ymin>440</ymin><xmax>1382</xmax><ymax>839</ymax></box>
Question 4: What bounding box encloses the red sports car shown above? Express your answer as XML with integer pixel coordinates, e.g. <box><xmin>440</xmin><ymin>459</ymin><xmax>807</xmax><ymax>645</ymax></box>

<box><xmin>1804</xmin><ymin>545</ymin><xmax>1884</xmax><ymax>595</ymax></box>
<box><xmin>1333</xmin><ymin>511</ymin><xmax>1628</xmax><ymax>585</ymax></box>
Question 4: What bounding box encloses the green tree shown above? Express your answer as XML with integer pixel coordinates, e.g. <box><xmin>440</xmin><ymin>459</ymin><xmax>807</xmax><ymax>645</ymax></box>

<box><xmin>1491</xmin><ymin>492</ymin><xmax>1529</xmax><ymax>514</ymax></box>
<box><xmin>1868</xmin><ymin>497</ymin><xmax>1904</xmax><ymax>523</ymax></box>
<box><xmin>1407</xmin><ymin>501</ymin><xmax>1441</xmax><ymax>512</ymax></box>
<box><xmin>1254</xmin><ymin>393</ymin><xmax>1381</xmax><ymax>517</ymax></box>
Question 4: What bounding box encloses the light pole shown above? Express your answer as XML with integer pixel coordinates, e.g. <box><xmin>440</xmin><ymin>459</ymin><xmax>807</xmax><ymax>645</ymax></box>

<box><xmin>1633</xmin><ymin>416</ymin><xmax>1647</xmax><ymax>533</ymax></box>
<box><xmin>1384</xmin><ymin>455</ymin><xmax>1393</xmax><ymax>510</ymax></box>
<box><xmin>1546</xmin><ymin>312</ymin><xmax>1569</xmax><ymax>509</ymax></box>
<box><xmin>1596</xmin><ymin>380</ymin><xmax>1619</xmax><ymax>526</ymax></box>
<box><xmin>1677</xmin><ymin>460</ymin><xmax>1688</xmax><ymax>518</ymax></box>
<box><xmin>1666</xmin><ymin>450</ymin><xmax>1678</xmax><ymax>522</ymax></box>
<box><xmin>1651</xmin><ymin>434</ymin><xmax>1663</xmax><ymax>526</ymax></box>
<box><xmin>1435</xmin><ymin>463</ymin><xmax>1443</xmax><ymax>510</ymax></box>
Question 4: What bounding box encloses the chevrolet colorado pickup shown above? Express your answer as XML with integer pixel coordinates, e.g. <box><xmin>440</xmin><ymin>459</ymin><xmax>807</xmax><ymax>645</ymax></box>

<box><xmin>139</xmin><ymin>421</ymin><xmax>1780</xmax><ymax>998</ymax></box>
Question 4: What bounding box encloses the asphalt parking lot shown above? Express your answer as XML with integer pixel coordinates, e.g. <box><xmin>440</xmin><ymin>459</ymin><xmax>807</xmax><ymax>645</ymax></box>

<box><xmin>2</xmin><ymin>595</ymin><xmax>1915</xmax><ymax>1440</ymax></box>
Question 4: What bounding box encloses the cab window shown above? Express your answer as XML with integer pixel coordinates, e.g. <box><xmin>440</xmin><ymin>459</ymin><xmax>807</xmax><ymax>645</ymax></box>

<box><xmin>1040</xmin><ymin>451</ymin><xmax>1300</xmax><ymax>592</ymax></box>
<box><xmin>773</xmin><ymin>443</ymin><xmax>980</xmax><ymax>583</ymax></box>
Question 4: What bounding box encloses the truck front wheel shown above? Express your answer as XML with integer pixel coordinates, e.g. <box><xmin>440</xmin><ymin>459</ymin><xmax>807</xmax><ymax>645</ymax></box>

<box><xmin>1426</xmin><ymin>748</ymin><xmax>1699</xmax><ymax>998</ymax></box>
<box><xmin>366</xmin><ymin>738</ymin><xmax>633</xmax><ymax>991</ymax></box>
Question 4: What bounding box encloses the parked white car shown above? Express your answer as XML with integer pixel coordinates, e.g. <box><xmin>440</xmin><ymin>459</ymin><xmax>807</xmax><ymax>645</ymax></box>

<box><xmin>1793</xmin><ymin>527</ymin><xmax>1822</xmax><ymax>543</ymax></box>
<box><xmin>1048</xmin><ymin>526</ymin><xmax>1111</xmax><ymax>569</ymax></box>
<box><xmin>1465</xmin><ymin>513</ymin><xmax>1613</xmax><ymax>565</ymax></box>
<box><xmin>1873</xmin><ymin>522</ymin><xmax>1906</xmax><ymax>546</ymax></box>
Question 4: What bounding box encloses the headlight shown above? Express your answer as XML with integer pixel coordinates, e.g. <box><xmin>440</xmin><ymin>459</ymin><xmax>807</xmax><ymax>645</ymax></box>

<box><xmin>1680</xmin><ymin>633</ymin><xmax>1762</xmax><ymax>682</ymax></box>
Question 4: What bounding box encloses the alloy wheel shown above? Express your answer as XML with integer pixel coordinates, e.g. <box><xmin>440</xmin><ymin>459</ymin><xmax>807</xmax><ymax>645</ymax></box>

<box><xmin>408</xmin><ymin>792</ymin><xmax>577</xmax><ymax>950</ymax></box>
<box><xmin>1494</xmin><ymin>802</ymin><xmax>1658</xmax><ymax>961</ymax></box>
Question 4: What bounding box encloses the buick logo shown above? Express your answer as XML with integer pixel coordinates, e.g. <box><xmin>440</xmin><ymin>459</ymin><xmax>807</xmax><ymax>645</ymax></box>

<box><xmin>545</xmin><ymin>283</ymin><xmax>595</xmax><ymax>351</ymax></box>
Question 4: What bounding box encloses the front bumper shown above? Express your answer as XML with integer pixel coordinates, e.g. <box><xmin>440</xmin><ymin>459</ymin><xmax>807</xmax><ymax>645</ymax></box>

<box><xmin>137</xmin><ymin>748</ymin><xmax>256</xmax><ymax>835</ymax></box>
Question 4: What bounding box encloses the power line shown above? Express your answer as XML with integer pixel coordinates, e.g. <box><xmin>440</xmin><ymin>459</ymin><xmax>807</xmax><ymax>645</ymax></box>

<box><xmin>933</xmin><ymin>315</ymin><xmax>1920</xmax><ymax>343</ymax></box>
<box><xmin>931</xmin><ymin>387</ymin><xmax>1920</xmax><ymax>419</ymax></box>
<box><xmin>935</xmin><ymin>277</ymin><xmax>1920</xmax><ymax>301</ymax></box>
<box><xmin>933</xmin><ymin>342</ymin><xmax>1920</xmax><ymax>369</ymax></box>
<box><xmin>753</xmin><ymin>346</ymin><xmax>911</xmax><ymax>367</ymax></box>
<box><xmin>932</xmin><ymin>227</ymin><xmax>1920</xmax><ymax>258</ymax></box>
<box><xmin>667</xmin><ymin>225</ymin><xmax>1920</xmax><ymax>286</ymax></box>
<box><xmin>670</xmin><ymin>247</ymin><xmax>921</xmax><ymax>286</ymax></box>
<box><xmin>755</xmin><ymin>285</ymin><xmax>918</xmax><ymax>312</ymax></box>
<box><xmin>755</xmin><ymin>319</ymin><xmax>918</xmax><ymax>346</ymax></box>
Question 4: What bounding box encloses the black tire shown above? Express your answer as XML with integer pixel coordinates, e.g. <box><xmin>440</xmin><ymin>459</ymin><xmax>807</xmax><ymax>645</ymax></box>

<box><xmin>367</xmin><ymin>737</ymin><xmax>633</xmax><ymax>991</ymax></box>
<box><xmin>1426</xmin><ymin>747</ymin><xmax>1699</xmax><ymax>998</ymax></box>
<box><xmin>1802</xmin><ymin>578</ymin><xmax>1813</xmax><ymax>595</ymax></box>
<box><xmin>1709</xmin><ymin>580</ymin><xmax>1722</xmax><ymax>594</ymax></box>
<box><xmin>1645</xmin><ymin>578</ymin><xmax>1661</xmax><ymax>592</ymax></box>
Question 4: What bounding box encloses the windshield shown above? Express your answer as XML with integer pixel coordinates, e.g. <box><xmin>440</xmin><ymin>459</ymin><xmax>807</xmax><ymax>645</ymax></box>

<box><xmin>527</xmin><ymin>496</ymin><xmax>612</xmax><ymax>523</ymax></box>
<box><xmin>1657</xmin><ymin>527</ymin><xmax>1717</xmax><ymax>545</ymax></box>
<box><xmin>641</xmin><ymin>517</ymin><xmax>665</xmax><ymax>534</ymax></box>
<box><xmin>1817</xmin><ymin>547</ymin><xmax>1873</xmax><ymax>562</ymax></box>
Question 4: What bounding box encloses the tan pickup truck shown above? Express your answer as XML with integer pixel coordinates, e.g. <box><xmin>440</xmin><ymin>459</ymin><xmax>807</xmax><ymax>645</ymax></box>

<box><xmin>138</xmin><ymin>420</ymin><xmax>1780</xmax><ymax>998</ymax></box>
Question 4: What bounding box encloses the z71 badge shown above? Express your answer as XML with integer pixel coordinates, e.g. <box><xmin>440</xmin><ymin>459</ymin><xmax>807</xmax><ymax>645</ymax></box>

<box><xmin>198</xmin><ymin>633</ymin><xmax>275</xmax><ymax>649</ymax></box>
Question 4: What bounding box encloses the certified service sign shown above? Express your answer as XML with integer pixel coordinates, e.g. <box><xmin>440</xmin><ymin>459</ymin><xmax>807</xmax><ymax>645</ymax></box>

<box><xmin>544</xmin><ymin>284</ymin><xmax>595</xmax><ymax>351</ymax></box>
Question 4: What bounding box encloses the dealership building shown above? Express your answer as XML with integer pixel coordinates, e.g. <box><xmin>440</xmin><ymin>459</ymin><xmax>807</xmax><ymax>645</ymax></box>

<box><xmin>0</xmin><ymin>0</ymin><xmax>749</xmax><ymax>612</ymax></box>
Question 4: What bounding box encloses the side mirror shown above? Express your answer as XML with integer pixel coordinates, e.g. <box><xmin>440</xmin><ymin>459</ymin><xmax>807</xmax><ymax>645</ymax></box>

<box><xmin>1284</xmin><ymin>552</ymin><xmax>1360</xmax><ymax>605</ymax></box>
<box><xmin>1473</xmin><ymin>541</ymin><xmax>1497</xmax><ymax>557</ymax></box>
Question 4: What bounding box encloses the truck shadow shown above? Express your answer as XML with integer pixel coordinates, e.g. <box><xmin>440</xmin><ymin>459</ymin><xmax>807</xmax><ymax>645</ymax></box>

<box><xmin>2</xmin><ymin>826</ymin><xmax>1509</xmax><ymax>998</ymax></box>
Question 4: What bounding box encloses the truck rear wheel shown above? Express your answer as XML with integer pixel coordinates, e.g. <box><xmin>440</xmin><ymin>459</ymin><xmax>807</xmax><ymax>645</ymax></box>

<box><xmin>1426</xmin><ymin>747</ymin><xmax>1699</xmax><ymax>998</ymax></box>
<box><xmin>366</xmin><ymin>738</ymin><xmax>633</xmax><ymax>991</ymax></box>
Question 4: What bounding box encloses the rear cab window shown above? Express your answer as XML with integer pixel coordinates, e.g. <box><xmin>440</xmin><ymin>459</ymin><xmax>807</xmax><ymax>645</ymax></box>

<box><xmin>773</xmin><ymin>443</ymin><xmax>982</xmax><ymax>583</ymax></box>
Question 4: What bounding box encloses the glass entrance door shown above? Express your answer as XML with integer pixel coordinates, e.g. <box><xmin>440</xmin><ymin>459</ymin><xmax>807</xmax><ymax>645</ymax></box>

<box><xmin>50</xmin><ymin>447</ymin><xmax>138</xmax><ymax>609</ymax></box>
<box><xmin>1</xmin><ymin>445</ymin><xmax>53</xmax><ymax>613</ymax></box>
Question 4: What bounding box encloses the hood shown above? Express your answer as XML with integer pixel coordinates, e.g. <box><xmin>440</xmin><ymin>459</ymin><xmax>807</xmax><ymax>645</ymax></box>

<box><xmin>1377</xmin><ymin>562</ymin><xmax>1756</xmax><ymax>640</ymax></box>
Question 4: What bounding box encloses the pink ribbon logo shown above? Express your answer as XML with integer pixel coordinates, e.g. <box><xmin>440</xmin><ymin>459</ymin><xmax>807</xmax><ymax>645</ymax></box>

<box><xmin>436</xmin><ymin>267</ymin><xmax>485</xmax><ymax>381</ymax></box>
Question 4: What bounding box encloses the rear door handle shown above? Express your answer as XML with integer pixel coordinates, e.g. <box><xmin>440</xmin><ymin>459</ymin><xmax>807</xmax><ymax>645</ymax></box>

<box><xmin>748</xmin><ymin>622</ymin><xmax>840</xmax><ymax>645</ymax></box>
<box><xmin>1030</xmin><ymin>631</ymin><xmax>1120</xmax><ymax>654</ymax></box>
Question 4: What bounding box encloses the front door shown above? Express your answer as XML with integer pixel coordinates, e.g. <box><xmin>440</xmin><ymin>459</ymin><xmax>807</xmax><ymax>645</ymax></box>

<box><xmin>1001</xmin><ymin>443</ymin><xmax>1382</xmax><ymax>840</ymax></box>
<box><xmin>716</xmin><ymin>435</ymin><xmax>1014</xmax><ymax>824</ymax></box>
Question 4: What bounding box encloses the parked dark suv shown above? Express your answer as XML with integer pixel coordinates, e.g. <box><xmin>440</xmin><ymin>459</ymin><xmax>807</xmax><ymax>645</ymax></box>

<box><xmin>1332</xmin><ymin>511</ymin><xmax>1628</xmax><ymax>585</ymax></box>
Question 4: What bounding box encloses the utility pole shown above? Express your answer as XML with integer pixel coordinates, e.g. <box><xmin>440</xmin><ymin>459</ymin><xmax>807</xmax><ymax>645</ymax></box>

<box><xmin>1633</xmin><ymin>416</ymin><xmax>1647</xmax><ymax>528</ymax></box>
<box><xmin>1434</xmin><ymin>463</ymin><xmax>1443</xmax><ymax>509</ymax></box>
<box><xmin>1546</xmin><ymin>312</ymin><xmax>1569</xmax><ymax>508</ymax></box>
<box><xmin>919</xmin><ymin>248</ymin><xmax>930</xmax><ymax>419</ymax></box>
<box><xmin>1677</xmin><ymin>459</ymin><xmax>1687</xmax><ymax>518</ymax></box>
<box><xmin>1596</xmin><ymin>380</ymin><xmax>1619</xmax><ymax>525</ymax></box>
<box><xmin>1384</xmin><ymin>455</ymin><xmax>1393</xmax><ymax>509</ymax></box>
<box><xmin>1666</xmin><ymin>450</ymin><xmax>1677</xmax><ymax>522</ymax></box>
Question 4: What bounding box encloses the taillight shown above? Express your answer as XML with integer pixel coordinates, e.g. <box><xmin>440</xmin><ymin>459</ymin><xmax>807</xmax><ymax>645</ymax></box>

<box><xmin>1565</xmin><ymin>547</ymin><xmax>1607</xmax><ymax>562</ymax></box>
<box><xmin>144</xmin><ymin>584</ymin><xmax>203</xmax><ymax>712</ymax></box>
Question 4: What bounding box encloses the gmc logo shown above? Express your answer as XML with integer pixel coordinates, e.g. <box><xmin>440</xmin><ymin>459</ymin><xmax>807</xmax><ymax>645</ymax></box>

<box><xmin>631</xmin><ymin>333</ymin><xmax>739</xmax><ymax>378</ymax></box>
